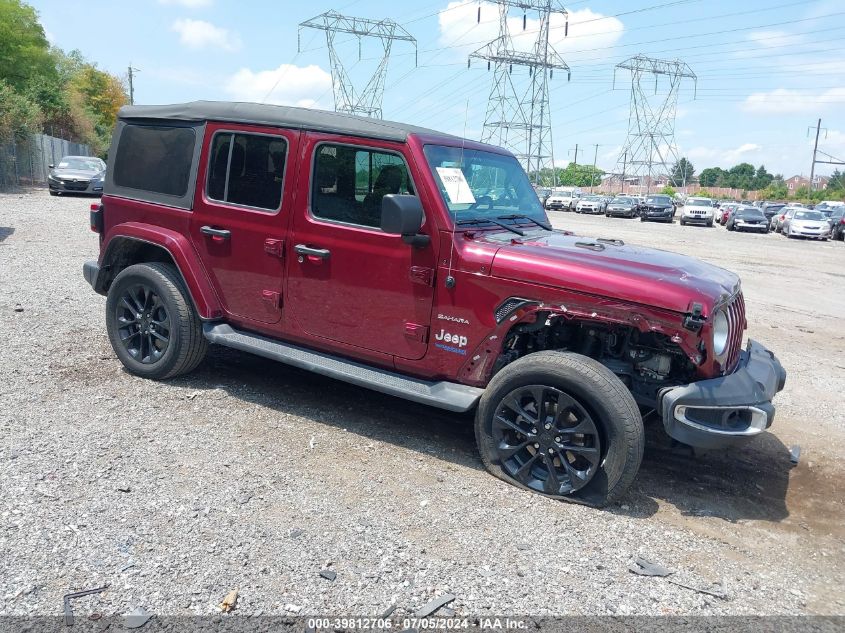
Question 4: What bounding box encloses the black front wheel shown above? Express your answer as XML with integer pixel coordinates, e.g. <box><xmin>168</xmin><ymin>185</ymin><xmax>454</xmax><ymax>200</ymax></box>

<box><xmin>106</xmin><ymin>263</ymin><xmax>208</xmax><ymax>380</ymax></box>
<box><xmin>475</xmin><ymin>352</ymin><xmax>644</xmax><ymax>506</ymax></box>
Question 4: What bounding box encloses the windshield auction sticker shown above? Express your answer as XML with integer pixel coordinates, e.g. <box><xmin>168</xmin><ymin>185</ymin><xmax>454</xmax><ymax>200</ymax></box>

<box><xmin>436</xmin><ymin>167</ymin><xmax>476</xmax><ymax>204</ymax></box>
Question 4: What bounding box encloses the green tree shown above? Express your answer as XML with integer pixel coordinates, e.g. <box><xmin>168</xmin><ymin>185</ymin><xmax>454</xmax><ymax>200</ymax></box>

<box><xmin>725</xmin><ymin>163</ymin><xmax>755</xmax><ymax>189</ymax></box>
<box><xmin>0</xmin><ymin>78</ymin><xmax>42</xmax><ymax>141</ymax></box>
<box><xmin>554</xmin><ymin>162</ymin><xmax>605</xmax><ymax>188</ymax></box>
<box><xmin>0</xmin><ymin>0</ymin><xmax>57</xmax><ymax>94</ymax></box>
<box><xmin>669</xmin><ymin>157</ymin><xmax>694</xmax><ymax>186</ymax></box>
<box><xmin>660</xmin><ymin>185</ymin><xmax>676</xmax><ymax>196</ymax></box>
<box><xmin>698</xmin><ymin>167</ymin><xmax>725</xmax><ymax>187</ymax></box>
<box><xmin>751</xmin><ymin>164</ymin><xmax>773</xmax><ymax>190</ymax></box>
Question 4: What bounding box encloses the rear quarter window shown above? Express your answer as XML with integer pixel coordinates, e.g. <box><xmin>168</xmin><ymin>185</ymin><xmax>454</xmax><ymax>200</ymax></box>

<box><xmin>113</xmin><ymin>125</ymin><xmax>196</xmax><ymax>196</ymax></box>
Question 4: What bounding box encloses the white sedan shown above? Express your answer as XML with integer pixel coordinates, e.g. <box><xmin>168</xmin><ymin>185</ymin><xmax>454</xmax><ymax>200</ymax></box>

<box><xmin>575</xmin><ymin>195</ymin><xmax>606</xmax><ymax>214</ymax></box>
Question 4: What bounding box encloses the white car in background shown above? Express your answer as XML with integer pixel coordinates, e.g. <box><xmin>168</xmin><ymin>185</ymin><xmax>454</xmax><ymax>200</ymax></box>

<box><xmin>783</xmin><ymin>209</ymin><xmax>831</xmax><ymax>240</ymax></box>
<box><xmin>679</xmin><ymin>196</ymin><xmax>715</xmax><ymax>227</ymax></box>
<box><xmin>575</xmin><ymin>195</ymin><xmax>606</xmax><ymax>214</ymax></box>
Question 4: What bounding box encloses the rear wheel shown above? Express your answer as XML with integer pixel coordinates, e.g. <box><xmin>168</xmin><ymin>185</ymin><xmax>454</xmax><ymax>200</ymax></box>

<box><xmin>105</xmin><ymin>263</ymin><xmax>208</xmax><ymax>380</ymax></box>
<box><xmin>475</xmin><ymin>351</ymin><xmax>644</xmax><ymax>507</ymax></box>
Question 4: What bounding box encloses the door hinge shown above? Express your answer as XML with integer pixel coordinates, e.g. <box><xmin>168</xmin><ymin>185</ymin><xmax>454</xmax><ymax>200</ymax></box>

<box><xmin>404</xmin><ymin>322</ymin><xmax>429</xmax><ymax>343</ymax></box>
<box><xmin>264</xmin><ymin>238</ymin><xmax>285</xmax><ymax>258</ymax></box>
<box><xmin>261</xmin><ymin>290</ymin><xmax>282</xmax><ymax>309</ymax></box>
<box><xmin>409</xmin><ymin>266</ymin><xmax>434</xmax><ymax>286</ymax></box>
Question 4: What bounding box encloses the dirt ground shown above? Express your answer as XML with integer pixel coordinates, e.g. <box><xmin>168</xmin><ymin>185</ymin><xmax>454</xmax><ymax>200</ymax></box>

<box><xmin>549</xmin><ymin>209</ymin><xmax>845</xmax><ymax>611</ymax></box>
<box><xmin>1</xmin><ymin>190</ymin><xmax>843</xmax><ymax>617</ymax></box>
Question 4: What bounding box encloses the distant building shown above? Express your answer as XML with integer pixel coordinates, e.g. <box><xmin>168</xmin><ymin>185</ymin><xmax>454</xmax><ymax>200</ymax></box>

<box><xmin>786</xmin><ymin>174</ymin><xmax>830</xmax><ymax>191</ymax></box>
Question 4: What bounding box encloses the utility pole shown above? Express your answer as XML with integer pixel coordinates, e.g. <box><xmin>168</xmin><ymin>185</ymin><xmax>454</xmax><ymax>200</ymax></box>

<box><xmin>590</xmin><ymin>143</ymin><xmax>598</xmax><ymax>192</ymax></box>
<box><xmin>127</xmin><ymin>65</ymin><xmax>140</xmax><ymax>105</ymax></box>
<box><xmin>299</xmin><ymin>11</ymin><xmax>417</xmax><ymax>119</ymax></box>
<box><xmin>470</xmin><ymin>1</ymin><xmax>570</xmax><ymax>183</ymax></box>
<box><xmin>808</xmin><ymin>118</ymin><xmax>823</xmax><ymax>191</ymax></box>
<box><xmin>571</xmin><ymin>143</ymin><xmax>578</xmax><ymax>165</ymax></box>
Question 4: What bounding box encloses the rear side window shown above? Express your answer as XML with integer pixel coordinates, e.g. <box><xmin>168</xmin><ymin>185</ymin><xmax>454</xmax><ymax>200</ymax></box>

<box><xmin>311</xmin><ymin>144</ymin><xmax>414</xmax><ymax>228</ymax></box>
<box><xmin>207</xmin><ymin>132</ymin><xmax>286</xmax><ymax>211</ymax></box>
<box><xmin>113</xmin><ymin>125</ymin><xmax>195</xmax><ymax>196</ymax></box>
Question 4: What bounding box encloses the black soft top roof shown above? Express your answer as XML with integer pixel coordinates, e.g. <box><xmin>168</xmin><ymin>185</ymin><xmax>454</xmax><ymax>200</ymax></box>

<box><xmin>117</xmin><ymin>101</ymin><xmax>460</xmax><ymax>143</ymax></box>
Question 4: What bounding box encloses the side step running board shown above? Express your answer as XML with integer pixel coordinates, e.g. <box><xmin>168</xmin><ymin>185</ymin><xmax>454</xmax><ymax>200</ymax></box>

<box><xmin>203</xmin><ymin>323</ymin><xmax>483</xmax><ymax>413</ymax></box>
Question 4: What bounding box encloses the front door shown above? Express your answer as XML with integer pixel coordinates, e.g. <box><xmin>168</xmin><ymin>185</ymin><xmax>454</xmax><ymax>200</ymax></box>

<box><xmin>286</xmin><ymin>134</ymin><xmax>436</xmax><ymax>360</ymax></box>
<box><xmin>190</xmin><ymin>123</ymin><xmax>298</xmax><ymax>325</ymax></box>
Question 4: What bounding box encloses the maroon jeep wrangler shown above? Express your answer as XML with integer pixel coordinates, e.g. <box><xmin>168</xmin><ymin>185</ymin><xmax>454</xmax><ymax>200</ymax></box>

<box><xmin>83</xmin><ymin>101</ymin><xmax>786</xmax><ymax>506</ymax></box>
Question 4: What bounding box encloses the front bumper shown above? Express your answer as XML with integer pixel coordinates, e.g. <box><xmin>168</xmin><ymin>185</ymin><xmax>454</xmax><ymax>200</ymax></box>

<box><xmin>682</xmin><ymin>214</ymin><xmax>712</xmax><ymax>224</ymax></box>
<box><xmin>790</xmin><ymin>226</ymin><xmax>829</xmax><ymax>238</ymax></box>
<box><xmin>49</xmin><ymin>178</ymin><xmax>102</xmax><ymax>194</ymax></box>
<box><xmin>642</xmin><ymin>208</ymin><xmax>673</xmax><ymax>221</ymax></box>
<box><xmin>546</xmin><ymin>202</ymin><xmax>568</xmax><ymax>210</ymax></box>
<box><xmin>607</xmin><ymin>207</ymin><xmax>634</xmax><ymax>216</ymax></box>
<box><xmin>658</xmin><ymin>339</ymin><xmax>787</xmax><ymax>449</ymax></box>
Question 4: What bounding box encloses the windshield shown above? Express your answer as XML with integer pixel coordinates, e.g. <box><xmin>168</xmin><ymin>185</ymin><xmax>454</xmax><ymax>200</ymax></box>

<box><xmin>613</xmin><ymin>197</ymin><xmax>633</xmax><ymax>204</ymax></box>
<box><xmin>583</xmin><ymin>195</ymin><xmax>601</xmax><ymax>201</ymax></box>
<box><xmin>645</xmin><ymin>195</ymin><xmax>671</xmax><ymax>204</ymax></box>
<box><xmin>794</xmin><ymin>211</ymin><xmax>824</xmax><ymax>221</ymax></box>
<box><xmin>57</xmin><ymin>157</ymin><xmax>103</xmax><ymax>172</ymax></box>
<box><xmin>424</xmin><ymin>145</ymin><xmax>548</xmax><ymax>226</ymax></box>
<box><xmin>687</xmin><ymin>197</ymin><xmax>712</xmax><ymax>206</ymax></box>
<box><xmin>737</xmin><ymin>208</ymin><xmax>764</xmax><ymax>218</ymax></box>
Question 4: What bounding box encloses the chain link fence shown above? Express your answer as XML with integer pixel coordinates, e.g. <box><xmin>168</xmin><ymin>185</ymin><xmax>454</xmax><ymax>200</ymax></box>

<box><xmin>0</xmin><ymin>134</ymin><xmax>93</xmax><ymax>191</ymax></box>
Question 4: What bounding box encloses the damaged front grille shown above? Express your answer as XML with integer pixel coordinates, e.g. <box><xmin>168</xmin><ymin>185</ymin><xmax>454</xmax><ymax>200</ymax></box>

<box><xmin>724</xmin><ymin>292</ymin><xmax>746</xmax><ymax>372</ymax></box>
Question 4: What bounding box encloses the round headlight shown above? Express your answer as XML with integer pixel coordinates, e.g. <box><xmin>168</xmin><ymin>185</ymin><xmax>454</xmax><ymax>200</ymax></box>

<box><xmin>712</xmin><ymin>310</ymin><xmax>730</xmax><ymax>356</ymax></box>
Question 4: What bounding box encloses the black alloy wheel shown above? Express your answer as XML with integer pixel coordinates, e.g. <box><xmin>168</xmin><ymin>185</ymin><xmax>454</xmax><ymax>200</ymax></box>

<box><xmin>492</xmin><ymin>385</ymin><xmax>601</xmax><ymax>495</ymax></box>
<box><xmin>114</xmin><ymin>284</ymin><xmax>171</xmax><ymax>364</ymax></box>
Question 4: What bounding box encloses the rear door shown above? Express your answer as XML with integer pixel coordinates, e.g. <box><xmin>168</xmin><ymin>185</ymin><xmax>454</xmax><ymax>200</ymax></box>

<box><xmin>286</xmin><ymin>134</ymin><xmax>436</xmax><ymax>360</ymax></box>
<box><xmin>190</xmin><ymin>123</ymin><xmax>298</xmax><ymax>326</ymax></box>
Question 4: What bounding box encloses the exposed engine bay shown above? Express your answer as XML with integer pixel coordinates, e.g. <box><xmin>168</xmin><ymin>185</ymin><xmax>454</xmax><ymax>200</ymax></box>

<box><xmin>493</xmin><ymin>312</ymin><xmax>698</xmax><ymax>406</ymax></box>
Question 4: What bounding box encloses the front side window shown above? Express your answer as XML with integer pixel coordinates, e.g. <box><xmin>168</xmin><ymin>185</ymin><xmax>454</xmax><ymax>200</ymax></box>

<box><xmin>207</xmin><ymin>132</ymin><xmax>286</xmax><ymax>211</ymax></box>
<box><xmin>311</xmin><ymin>144</ymin><xmax>415</xmax><ymax>228</ymax></box>
<box><xmin>113</xmin><ymin>124</ymin><xmax>195</xmax><ymax>197</ymax></box>
<box><xmin>423</xmin><ymin>145</ymin><xmax>547</xmax><ymax>226</ymax></box>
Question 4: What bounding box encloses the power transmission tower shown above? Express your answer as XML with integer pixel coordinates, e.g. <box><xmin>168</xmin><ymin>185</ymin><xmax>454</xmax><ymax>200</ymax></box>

<box><xmin>299</xmin><ymin>11</ymin><xmax>417</xmax><ymax>119</ymax></box>
<box><xmin>469</xmin><ymin>1</ymin><xmax>570</xmax><ymax>185</ymax></box>
<box><xmin>614</xmin><ymin>55</ymin><xmax>696</xmax><ymax>194</ymax></box>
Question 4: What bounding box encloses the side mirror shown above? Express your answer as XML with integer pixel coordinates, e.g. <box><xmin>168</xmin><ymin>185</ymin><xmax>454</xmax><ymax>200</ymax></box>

<box><xmin>381</xmin><ymin>194</ymin><xmax>429</xmax><ymax>247</ymax></box>
<box><xmin>48</xmin><ymin>164</ymin><xmax>54</xmax><ymax>169</ymax></box>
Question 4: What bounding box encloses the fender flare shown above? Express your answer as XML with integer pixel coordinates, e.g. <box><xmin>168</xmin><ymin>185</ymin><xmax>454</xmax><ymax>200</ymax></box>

<box><xmin>99</xmin><ymin>222</ymin><xmax>222</xmax><ymax>319</ymax></box>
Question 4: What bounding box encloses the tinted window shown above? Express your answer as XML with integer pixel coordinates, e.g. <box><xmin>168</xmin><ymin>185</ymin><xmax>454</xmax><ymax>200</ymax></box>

<box><xmin>113</xmin><ymin>125</ymin><xmax>195</xmax><ymax>196</ymax></box>
<box><xmin>737</xmin><ymin>208</ymin><xmax>764</xmax><ymax>217</ymax></box>
<box><xmin>312</xmin><ymin>144</ymin><xmax>414</xmax><ymax>228</ymax></box>
<box><xmin>646</xmin><ymin>195</ymin><xmax>672</xmax><ymax>204</ymax></box>
<box><xmin>207</xmin><ymin>132</ymin><xmax>286</xmax><ymax>211</ymax></box>
<box><xmin>794</xmin><ymin>211</ymin><xmax>824</xmax><ymax>221</ymax></box>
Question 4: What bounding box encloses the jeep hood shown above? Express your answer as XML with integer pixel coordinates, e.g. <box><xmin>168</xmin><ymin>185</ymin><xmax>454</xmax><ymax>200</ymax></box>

<box><xmin>487</xmin><ymin>231</ymin><xmax>739</xmax><ymax>315</ymax></box>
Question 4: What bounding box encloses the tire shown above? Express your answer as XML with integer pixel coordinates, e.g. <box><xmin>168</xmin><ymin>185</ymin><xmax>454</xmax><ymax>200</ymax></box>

<box><xmin>640</xmin><ymin>216</ymin><xmax>646</xmax><ymax>222</ymax></box>
<box><xmin>106</xmin><ymin>262</ymin><xmax>208</xmax><ymax>380</ymax></box>
<box><xmin>475</xmin><ymin>351</ymin><xmax>644</xmax><ymax>507</ymax></box>
<box><xmin>49</xmin><ymin>190</ymin><xmax>58</xmax><ymax>196</ymax></box>
<box><xmin>707</xmin><ymin>220</ymin><xmax>714</xmax><ymax>227</ymax></box>
<box><xmin>679</xmin><ymin>218</ymin><xmax>686</xmax><ymax>226</ymax></box>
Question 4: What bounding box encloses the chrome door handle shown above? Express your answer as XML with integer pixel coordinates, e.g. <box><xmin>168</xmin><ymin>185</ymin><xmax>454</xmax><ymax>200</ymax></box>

<box><xmin>200</xmin><ymin>225</ymin><xmax>231</xmax><ymax>239</ymax></box>
<box><xmin>294</xmin><ymin>244</ymin><xmax>330</xmax><ymax>259</ymax></box>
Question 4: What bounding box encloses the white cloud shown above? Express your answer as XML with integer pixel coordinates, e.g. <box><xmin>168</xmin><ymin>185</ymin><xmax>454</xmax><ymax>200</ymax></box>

<box><xmin>171</xmin><ymin>19</ymin><xmax>240</xmax><ymax>51</ymax></box>
<box><xmin>741</xmin><ymin>88</ymin><xmax>845</xmax><ymax>114</ymax></box>
<box><xmin>159</xmin><ymin>0</ymin><xmax>212</xmax><ymax>7</ymax></box>
<box><xmin>686</xmin><ymin>143</ymin><xmax>763</xmax><ymax>167</ymax></box>
<box><xmin>439</xmin><ymin>2</ymin><xmax>623</xmax><ymax>64</ymax></box>
<box><xmin>225</xmin><ymin>64</ymin><xmax>333</xmax><ymax>108</ymax></box>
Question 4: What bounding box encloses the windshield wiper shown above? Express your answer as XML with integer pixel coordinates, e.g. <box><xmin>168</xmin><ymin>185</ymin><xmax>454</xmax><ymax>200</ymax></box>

<box><xmin>496</xmin><ymin>214</ymin><xmax>552</xmax><ymax>231</ymax></box>
<box><xmin>456</xmin><ymin>217</ymin><xmax>525</xmax><ymax>236</ymax></box>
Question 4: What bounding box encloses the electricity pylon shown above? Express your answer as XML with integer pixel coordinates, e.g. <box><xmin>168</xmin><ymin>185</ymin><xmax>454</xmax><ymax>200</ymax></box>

<box><xmin>614</xmin><ymin>55</ymin><xmax>696</xmax><ymax>193</ymax></box>
<box><xmin>299</xmin><ymin>11</ymin><xmax>417</xmax><ymax>119</ymax></box>
<box><xmin>470</xmin><ymin>1</ymin><xmax>570</xmax><ymax>184</ymax></box>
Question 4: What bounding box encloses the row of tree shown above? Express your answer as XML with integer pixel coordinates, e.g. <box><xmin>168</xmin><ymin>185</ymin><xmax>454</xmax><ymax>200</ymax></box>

<box><xmin>0</xmin><ymin>0</ymin><xmax>127</xmax><ymax>154</ymax></box>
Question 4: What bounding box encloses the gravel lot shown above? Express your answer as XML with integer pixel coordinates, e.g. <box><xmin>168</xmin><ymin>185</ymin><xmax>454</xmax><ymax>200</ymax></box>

<box><xmin>2</xmin><ymin>189</ymin><xmax>843</xmax><ymax>618</ymax></box>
